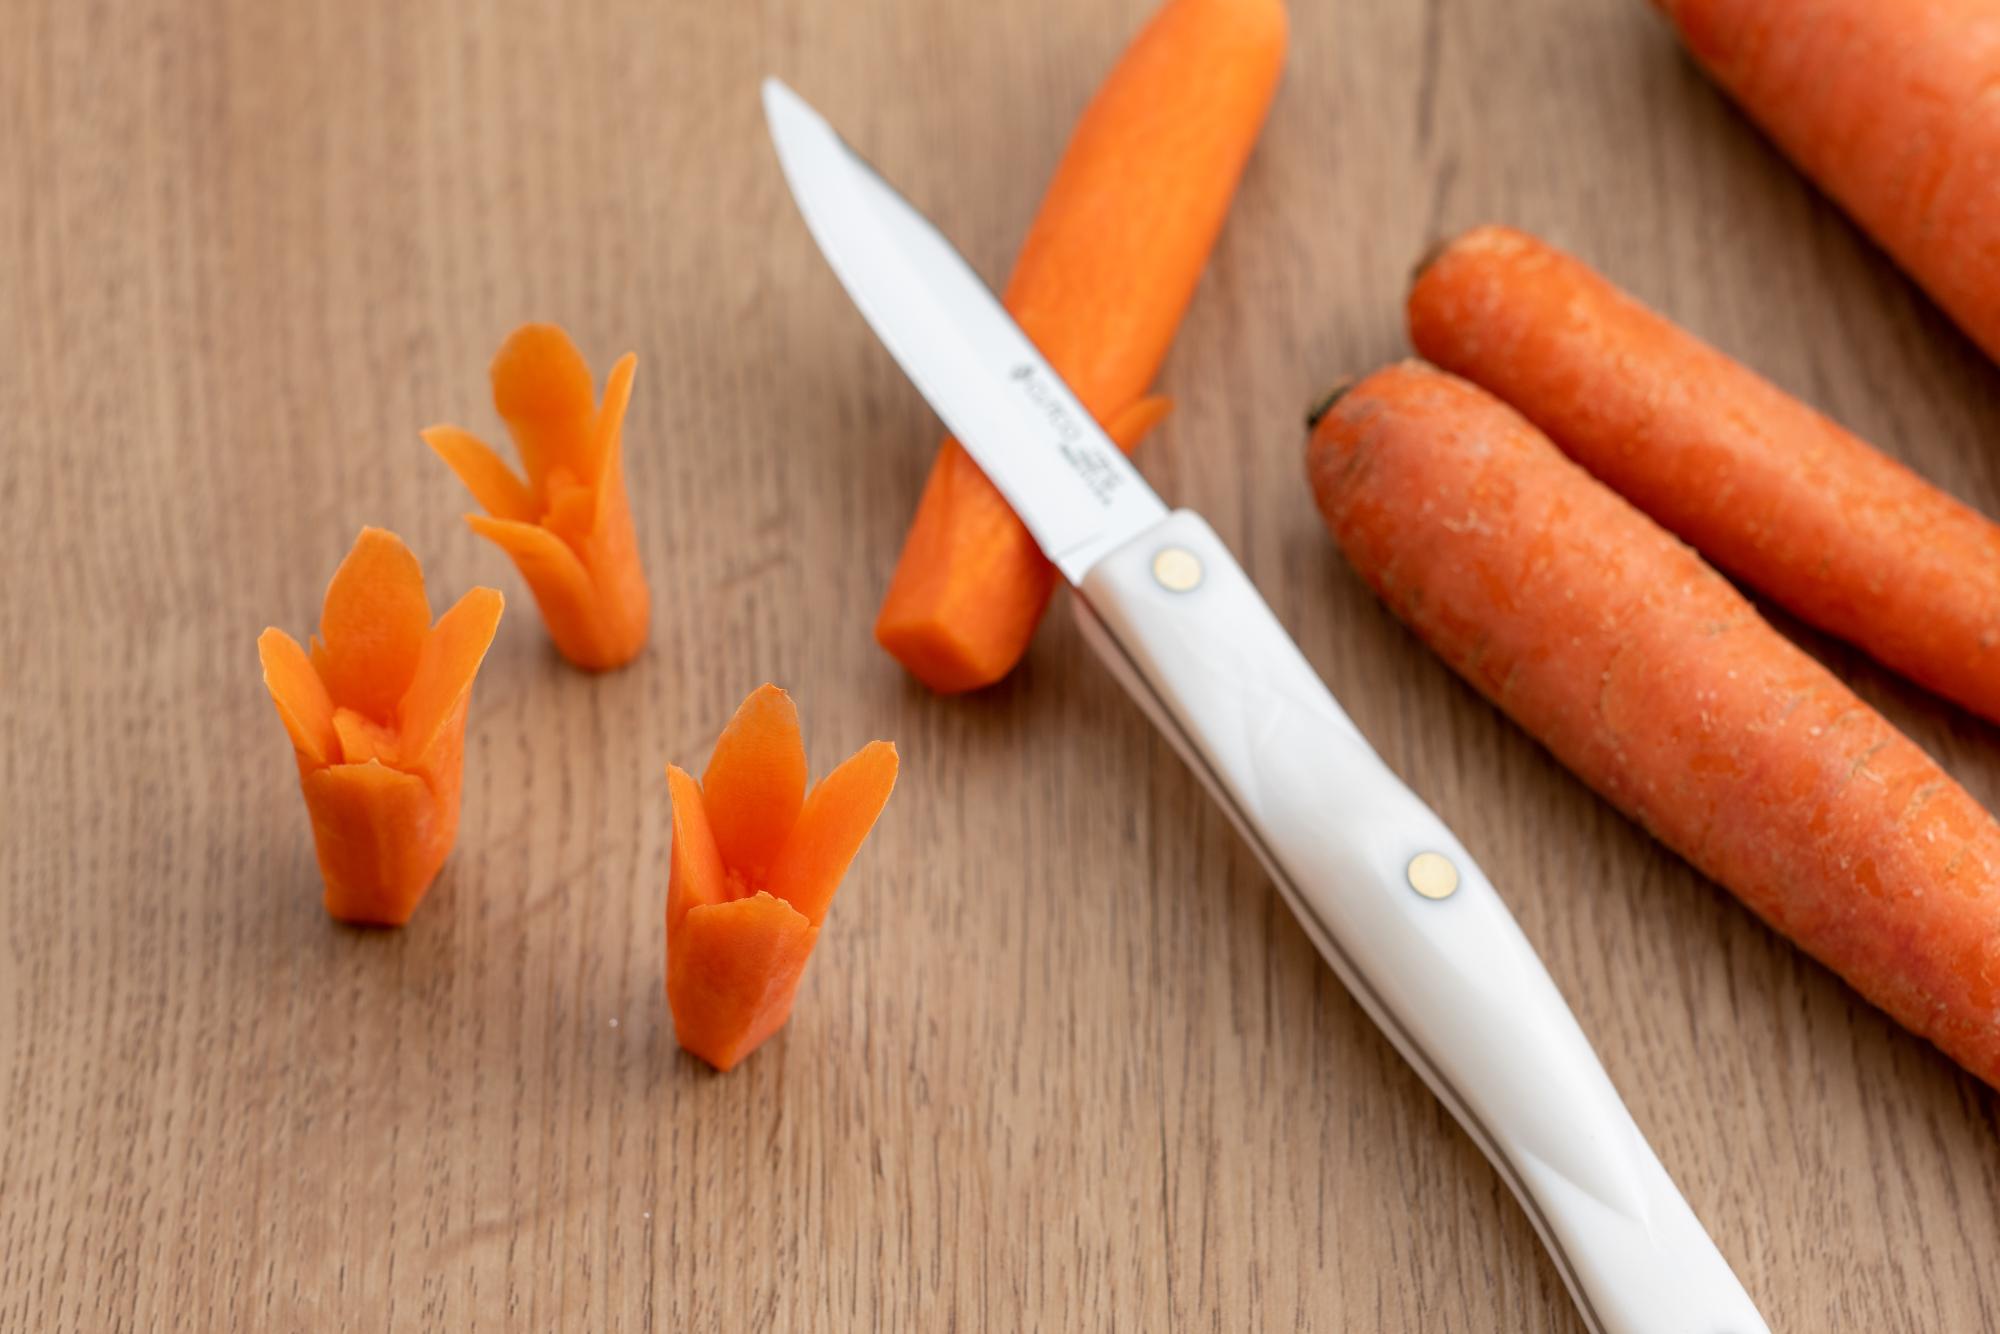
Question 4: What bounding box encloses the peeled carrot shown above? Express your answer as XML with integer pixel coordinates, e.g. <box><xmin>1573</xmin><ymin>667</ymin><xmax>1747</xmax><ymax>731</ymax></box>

<box><xmin>258</xmin><ymin>528</ymin><xmax>503</xmax><ymax>925</ymax></box>
<box><xmin>424</xmin><ymin>324</ymin><xmax>649</xmax><ymax>672</ymax></box>
<box><xmin>1308</xmin><ymin>363</ymin><xmax>2000</xmax><ymax>1088</ymax></box>
<box><xmin>874</xmin><ymin>0</ymin><xmax>1288</xmax><ymax>693</ymax></box>
<box><xmin>1408</xmin><ymin>225</ymin><xmax>2000</xmax><ymax>727</ymax></box>
<box><xmin>665</xmin><ymin>685</ymin><xmax>897</xmax><ymax>1071</ymax></box>
<box><xmin>1654</xmin><ymin>0</ymin><xmax>2000</xmax><ymax>362</ymax></box>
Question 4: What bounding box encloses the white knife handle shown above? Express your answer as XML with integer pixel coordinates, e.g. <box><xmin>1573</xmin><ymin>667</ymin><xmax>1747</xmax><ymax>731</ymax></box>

<box><xmin>1072</xmin><ymin>510</ymin><xmax>1766</xmax><ymax>1334</ymax></box>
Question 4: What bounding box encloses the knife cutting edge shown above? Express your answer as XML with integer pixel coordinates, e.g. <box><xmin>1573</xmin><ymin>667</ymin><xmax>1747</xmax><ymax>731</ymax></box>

<box><xmin>761</xmin><ymin>76</ymin><xmax>1769</xmax><ymax>1334</ymax></box>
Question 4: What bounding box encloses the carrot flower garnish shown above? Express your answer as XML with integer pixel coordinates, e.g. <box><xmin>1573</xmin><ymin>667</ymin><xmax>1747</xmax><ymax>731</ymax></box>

<box><xmin>424</xmin><ymin>323</ymin><xmax>650</xmax><ymax>672</ymax></box>
<box><xmin>666</xmin><ymin>685</ymin><xmax>899</xmax><ymax>1070</ymax></box>
<box><xmin>257</xmin><ymin>528</ymin><xmax>503</xmax><ymax>925</ymax></box>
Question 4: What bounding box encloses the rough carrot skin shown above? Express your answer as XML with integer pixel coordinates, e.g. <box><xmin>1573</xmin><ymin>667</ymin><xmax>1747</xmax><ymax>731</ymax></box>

<box><xmin>665</xmin><ymin>686</ymin><xmax>898</xmax><ymax>1071</ymax></box>
<box><xmin>424</xmin><ymin>324</ymin><xmax>650</xmax><ymax>672</ymax></box>
<box><xmin>258</xmin><ymin>528</ymin><xmax>503</xmax><ymax>925</ymax></box>
<box><xmin>1308</xmin><ymin>364</ymin><xmax>2000</xmax><ymax>1088</ymax></box>
<box><xmin>1654</xmin><ymin>0</ymin><xmax>2000</xmax><ymax>361</ymax></box>
<box><xmin>1409</xmin><ymin>226</ymin><xmax>2000</xmax><ymax>727</ymax></box>
<box><xmin>875</xmin><ymin>0</ymin><xmax>1288</xmax><ymax>694</ymax></box>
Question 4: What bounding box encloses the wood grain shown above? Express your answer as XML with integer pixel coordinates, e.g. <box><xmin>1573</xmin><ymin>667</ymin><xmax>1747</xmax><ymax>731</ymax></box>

<box><xmin>4</xmin><ymin>0</ymin><xmax>1997</xmax><ymax>1328</ymax></box>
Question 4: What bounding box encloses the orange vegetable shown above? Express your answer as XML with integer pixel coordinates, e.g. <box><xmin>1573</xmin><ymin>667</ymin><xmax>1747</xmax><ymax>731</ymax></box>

<box><xmin>1409</xmin><ymin>225</ymin><xmax>2000</xmax><ymax>726</ymax></box>
<box><xmin>874</xmin><ymin>0</ymin><xmax>1288</xmax><ymax>693</ymax></box>
<box><xmin>258</xmin><ymin>528</ymin><xmax>503</xmax><ymax>925</ymax></box>
<box><xmin>666</xmin><ymin>685</ymin><xmax>897</xmax><ymax>1070</ymax></box>
<box><xmin>1654</xmin><ymin>0</ymin><xmax>2000</xmax><ymax>362</ymax></box>
<box><xmin>1307</xmin><ymin>363</ymin><xmax>2000</xmax><ymax>1088</ymax></box>
<box><xmin>424</xmin><ymin>323</ymin><xmax>650</xmax><ymax>671</ymax></box>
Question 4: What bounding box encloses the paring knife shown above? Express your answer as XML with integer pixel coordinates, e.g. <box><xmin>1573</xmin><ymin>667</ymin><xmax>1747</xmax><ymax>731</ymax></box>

<box><xmin>762</xmin><ymin>77</ymin><xmax>1769</xmax><ymax>1334</ymax></box>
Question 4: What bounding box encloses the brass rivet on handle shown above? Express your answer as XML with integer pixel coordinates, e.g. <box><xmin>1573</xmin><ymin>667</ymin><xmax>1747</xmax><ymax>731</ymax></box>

<box><xmin>1152</xmin><ymin>546</ymin><xmax>1203</xmax><ymax>592</ymax></box>
<box><xmin>1407</xmin><ymin>851</ymin><xmax>1460</xmax><ymax>900</ymax></box>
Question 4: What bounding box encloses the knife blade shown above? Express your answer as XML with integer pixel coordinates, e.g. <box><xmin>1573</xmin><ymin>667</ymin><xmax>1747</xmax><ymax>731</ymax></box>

<box><xmin>762</xmin><ymin>75</ymin><xmax>1769</xmax><ymax>1334</ymax></box>
<box><xmin>763</xmin><ymin>78</ymin><xmax>1164</xmax><ymax>582</ymax></box>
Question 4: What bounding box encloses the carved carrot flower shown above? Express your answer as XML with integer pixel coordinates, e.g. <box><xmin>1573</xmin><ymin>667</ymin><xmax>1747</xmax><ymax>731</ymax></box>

<box><xmin>257</xmin><ymin>528</ymin><xmax>503</xmax><ymax>926</ymax></box>
<box><xmin>423</xmin><ymin>323</ymin><xmax>651</xmax><ymax>671</ymax></box>
<box><xmin>666</xmin><ymin>685</ymin><xmax>899</xmax><ymax>1070</ymax></box>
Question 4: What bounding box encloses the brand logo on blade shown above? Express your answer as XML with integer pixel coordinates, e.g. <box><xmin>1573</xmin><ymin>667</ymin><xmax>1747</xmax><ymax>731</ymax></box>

<box><xmin>1010</xmin><ymin>363</ymin><xmax>1122</xmax><ymax>506</ymax></box>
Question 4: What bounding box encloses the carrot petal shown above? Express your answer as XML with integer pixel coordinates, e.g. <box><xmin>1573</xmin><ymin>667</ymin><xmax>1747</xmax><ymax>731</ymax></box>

<box><xmin>399</xmin><ymin>586</ymin><xmax>504</xmax><ymax>773</ymax></box>
<box><xmin>462</xmin><ymin>513</ymin><xmax>607</xmax><ymax>665</ymax></box>
<box><xmin>699</xmin><ymin>684</ymin><xmax>809</xmax><ymax>887</ymax></box>
<box><xmin>421</xmin><ymin>426</ymin><xmax>537</xmax><ymax>522</ymax></box>
<box><xmin>667</xmin><ymin>764</ymin><xmax>731</xmax><ymax>934</ymax></box>
<box><xmin>314</xmin><ymin>528</ymin><xmax>432</xmax><ymax>721</ymax></box>
<box><xmin>667</xmin><ymin>892</ymin><xmax>818</xmax><ymax>1071</ymax></box>
<box><xmin>584</xmin><ymin>352</ymin><xmax>637</xmax><ymax>521</ymax></box>
<box><xmin>766</xmin><ymin>740</ymin><xmax>898</xmax><ymax>926</ymax></box>
<box><xmin>491</xmin><ymin>322</ymin><xmax>596</xmax><ymax>491</ymax></box>
<box><xmin>257</xmin><ymin>627</ymin><xmax>338</xmax><ymax>768</ymax></box>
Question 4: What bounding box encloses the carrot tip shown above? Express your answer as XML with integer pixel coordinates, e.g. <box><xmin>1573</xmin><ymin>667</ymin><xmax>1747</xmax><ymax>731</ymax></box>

<box><xmin>1305</xmin><ymin>380</ymin><xmax>1354</xmax><ymax>432</ymax></box>
<box><xmin>1409</xmin><ymin>235</ymin><xmax>1458</xmax><ymax>290</ymax></box>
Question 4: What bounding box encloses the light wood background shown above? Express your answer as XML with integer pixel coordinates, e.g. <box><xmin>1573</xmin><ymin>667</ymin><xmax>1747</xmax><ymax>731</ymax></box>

<box><xmin>5</xmin><ymin>0</ymin><xmax>1997</xmax><ymax>1329</ymax></box>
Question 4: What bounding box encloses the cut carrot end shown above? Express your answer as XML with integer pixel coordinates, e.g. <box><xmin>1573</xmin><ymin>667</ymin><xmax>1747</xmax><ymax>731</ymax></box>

<box><xmin>422</xmin><ymin>425</ymin><xmax>537</xmax><ymax>523</ymax></box>
<box><xmin>667</xmin><ymin>893</ymin><xmax>818</xmax><ymax>1071</ymax></box>
<box><xmin>258</xmin><ymin>627</ymin><xmax>338</xmax><ymax>768</ymax></box>
<box><xmin>316</xmin><ymin>528</ymin><xmax>432</xmax><ymax>722</ymax></box>
<box><xmin>875</xmin><ymin>394</ymin><xmax>1169</xmax><ymax>694</ymax></box>
<box><xmin>667</xmin><ymin>764</ymin><xmax>730</xmax><ymax>934</ymax></box>
<box><xmin>767</xmin><ymin>739</ymin><xmax>899</xmax><ymax>927</ymax></box>
<box><xmin>700</xmin><ymin>684</ymin><xmax>809</xmax><ymax>887</ymax></box>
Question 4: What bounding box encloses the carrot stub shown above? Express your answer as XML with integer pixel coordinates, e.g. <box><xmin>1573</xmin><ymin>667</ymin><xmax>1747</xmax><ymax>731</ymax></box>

<box><xmin>1653</xmin><ymin>0</ymin><xmax>2000</xmax><ymax>362</ymax></box>
<box><xmin>874</xmin><ymin>0</ymin><xmax>1288</xmax><ymax>693</ymax></box>
<box><xmin>665</xmin><ymin>685</ymin><xmax>897</xmax><ymax>1071</ymax></box>
<box><xmin>1308</xmin><ymin>363</ymin><xmax>2000</xmax><ymax>1088</ymax></box>
<box><xmin>1408</xmin><ymin>225</ymin><xmax>2000</xmax><ymax>726</ymax></box>
<box><xmin>258</xmin><ymin>528</ymin><xmax>503</xmax><ymax>925</ymax></box>
<box><xmin>425</xmin><ymin>323</ymin><xmax>650</xmax><ymax>671</ymax></box>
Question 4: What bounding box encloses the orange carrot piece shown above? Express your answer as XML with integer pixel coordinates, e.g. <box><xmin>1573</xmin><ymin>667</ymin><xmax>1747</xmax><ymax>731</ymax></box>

<box><xmin>425</xmin><ymin>324</ymin><xmax>650</xmax><ymax>672</ymax></box>
<box><xmin>664</xmin><ymin>686</ymin><xmax>898</xmax><ymax>1070</ymax></box>
<box><xmin>259</xmin><ymin>528</ymin><xmax>503</xmax><ymax>926</ymax></box>
<box><xmin>875</xmin><ymin>0</ymin><xmax>1287</xmax><ymax>695</ymax></box>
<box><xmin>669</xmin><ymin>895</ymin><xmax>818</xmax><ymax>1073</ymax></box>
<box><xmin>300</xmin><ymin>763</ymin><xmax>446</xmax><ymax>927</ymax></box>
<box><xmin>1654</xmin><ymin>0</ymin><xmax>2000</xmax><ymax>362</ymax></box>
<box><xmin>1308</xmin><ymin>363</ymin><xmax>2000</xmax><ymax>1087</ymax></box>
<box><xmin>1409</xmin><ymin>225</ymin><xmax>2000</xmax><ymax>726</ymax></box>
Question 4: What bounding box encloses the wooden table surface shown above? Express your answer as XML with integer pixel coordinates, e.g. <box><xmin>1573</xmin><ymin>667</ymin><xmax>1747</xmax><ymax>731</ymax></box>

<box><xmin>6</xmin><ymin>0</ymin><xmax>1998</xmax><ymax>1328</ymax></box>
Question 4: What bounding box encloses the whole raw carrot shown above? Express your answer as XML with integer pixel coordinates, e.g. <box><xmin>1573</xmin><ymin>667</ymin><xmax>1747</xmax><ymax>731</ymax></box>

<box><xmin>1409</xmin><ymin>225</ymin><xmax>2000</xmax><ymax>726</ymax></box>
<box><xmin>1654</xmin><ymin>0</ymin><xmax>2000</xmax><ymax>361</ymax></box>
<box><xmin>875</xmin><ymin>0</ymin><xmax>1288</xmax><ymax>693</ymax></box>
<box><xmin>1307</xmin><ymin>363</ymin><xmax>2000</xmax><ymax>1088</ymax></box>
